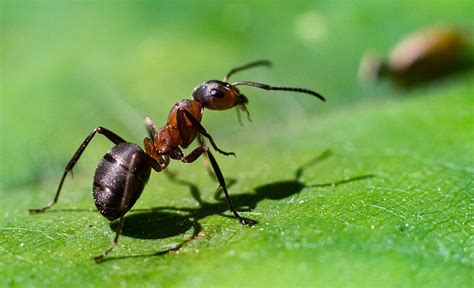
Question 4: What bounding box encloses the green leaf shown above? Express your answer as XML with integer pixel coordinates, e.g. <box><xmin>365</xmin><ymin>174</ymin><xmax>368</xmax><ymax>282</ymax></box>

<box><xmin>2</xmin><ymin>84</ymin><xmax>472</xmax><ymax>287</ymax></box>
<box><xmin>1</xmin><ymin>1</ymin><xmax>472</xmax><ymax>287</ymax></box>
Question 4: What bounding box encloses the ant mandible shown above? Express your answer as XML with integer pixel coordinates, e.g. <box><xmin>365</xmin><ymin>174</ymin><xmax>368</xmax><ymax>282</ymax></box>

<box><xmin>29</xmin><ymin>60</ymin><xmax>325</xmax><ymax>262</ymax></box>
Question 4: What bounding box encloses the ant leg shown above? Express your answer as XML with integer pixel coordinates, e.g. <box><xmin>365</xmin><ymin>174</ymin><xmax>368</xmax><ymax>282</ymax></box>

<box><xmin>94</xmin><ymin>153</ymin><xmax>139</xmax><ymax>262</ymax></box>
<box><xmin>181</xmin><ymin>146</ymin><xmax>255</xmax><ymax>227</ymax></box>
<box><xmin>93</xmin><ymin>215</ymin><xmax>124</xmax><ymax>263</ymax></box>
<box><xmin>197</xmin><ymin>135</ymin><xmax>215</xmax><ymax>179</ymax></box>
<box><xmin>176</xmin><ymin>111</ymin><xmax>213</xmax><ymax>178</ymax></box>
<box><xmin>29</xmin><ymin>127</ymin><xmax>126</xmax><ymax>214</ymax></box>
<box><xmin>180</xmin><ymin>109</ymin><xmax>236</xmax><ymax>157</ymax></box>
<box><xmin>145</xmin><ymin>116</ymin><xmax>158</xmax><ymax>139</ymax></box>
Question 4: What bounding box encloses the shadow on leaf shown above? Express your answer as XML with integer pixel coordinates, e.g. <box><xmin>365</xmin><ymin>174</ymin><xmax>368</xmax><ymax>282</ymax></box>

<box><xmin>103</xmin><ymin>149</ymin><xmax>374</xmax><ymax>262</ymax></box>
<box><xmin>112</xmin><ymin>211</ymin><xmax>195</xmax><ymax>240</ymax></box>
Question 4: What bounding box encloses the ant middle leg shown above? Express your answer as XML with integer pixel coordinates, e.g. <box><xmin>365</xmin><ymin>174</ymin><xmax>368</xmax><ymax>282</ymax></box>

<box><xmin>144</xmin><ymin>116</ymin><xmax>159</xmax><ymax>139</ymax></box>
<box><xmin>29</xmin><ymin>127</ymin><xmax>126</xmax><ymax>214</ymax></box>
<box><xmin>180</xmin><ymin>146</ymin><xmax>255</xmax><ymax>227</ymax></box>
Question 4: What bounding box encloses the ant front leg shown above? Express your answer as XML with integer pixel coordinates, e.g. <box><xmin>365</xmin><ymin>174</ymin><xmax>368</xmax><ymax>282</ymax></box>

<box><xmin>180</xmin><ymin>146</ymin><xmax>255</xmax><ymax>227</ymax></box>
<box><xmin>29</xmin><ymin>127</ymin><xmax>126</xmax><ymax>214</ymax></box>
<box><xmin>178</xmin><ymin>109</ymin><xmax>236</xmax><ymax>157</ymax></box>
<box><xmin>197</xmin><ymin>135</ymin><xmax>215</xmax><ymax>179</ymax></box>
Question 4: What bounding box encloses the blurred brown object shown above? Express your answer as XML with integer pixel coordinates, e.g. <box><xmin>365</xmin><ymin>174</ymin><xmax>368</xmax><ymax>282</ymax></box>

<box><xmin>359</xmin><ymin>25</ymin><xmax>472</xmax><ymax>87</ymax></box>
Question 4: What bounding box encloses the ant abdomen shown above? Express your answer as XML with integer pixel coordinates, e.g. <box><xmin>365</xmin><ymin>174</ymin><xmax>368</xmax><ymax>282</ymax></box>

<box><xmin>93</xmin><ymin>143</ymin><xmax>151</xmax><ymax>221</ymax></box>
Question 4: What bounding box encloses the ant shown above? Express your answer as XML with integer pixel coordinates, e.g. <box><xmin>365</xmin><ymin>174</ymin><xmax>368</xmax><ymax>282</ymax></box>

<box><xmin>29</xmin><ymin>60</ymin><xmax>325</xmax><ymax>262</ymax></box>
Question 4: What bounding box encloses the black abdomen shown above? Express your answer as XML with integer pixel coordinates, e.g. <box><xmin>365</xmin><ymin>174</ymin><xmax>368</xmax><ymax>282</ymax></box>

<box><xmin>93</xmin><ymin>143</ymin><xmax>151</xmax><ymax>221</ymax></box>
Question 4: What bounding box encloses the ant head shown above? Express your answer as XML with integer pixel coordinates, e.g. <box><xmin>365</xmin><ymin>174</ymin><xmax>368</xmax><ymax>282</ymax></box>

<box><xmin>192</xmin><ymin>60</ymin><xmax>325</xmax><ymax>113</ymax></box>
<box><xmin>192</xmin><ymin>80</ymin><xmax>247</xmax><ymax>110</ymax></box>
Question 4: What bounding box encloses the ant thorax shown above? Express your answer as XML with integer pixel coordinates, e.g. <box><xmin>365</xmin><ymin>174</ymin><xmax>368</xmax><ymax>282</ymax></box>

<box><xmin>167</xmin><ymin>99</ymin><xmax>203</xmax><ymax>127</ymax></box>
<box><xmin>152</xmin><ymin>99</ymin><xmax>203</xmax><ymax>153</ymax></box>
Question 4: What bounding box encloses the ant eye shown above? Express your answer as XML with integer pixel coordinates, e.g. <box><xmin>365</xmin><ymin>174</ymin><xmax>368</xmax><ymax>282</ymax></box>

<box><xmin>210</xmin><ymin>89</ymin><xmax>225</xmax><ymax>98</ymax></box>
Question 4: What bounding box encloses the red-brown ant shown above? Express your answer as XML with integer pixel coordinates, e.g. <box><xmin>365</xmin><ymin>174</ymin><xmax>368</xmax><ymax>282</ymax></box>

<box><xmin>29</xmin><ymin>60</ymin><xmax>325</xmax><ymax>262</ymax></box>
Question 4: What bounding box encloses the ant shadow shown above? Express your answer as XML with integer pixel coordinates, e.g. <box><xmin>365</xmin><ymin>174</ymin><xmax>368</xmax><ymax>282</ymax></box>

<box><xmin>104</xmin><ymin>149</ymin><xmax>374</xmax><ymax>262</ymax></box>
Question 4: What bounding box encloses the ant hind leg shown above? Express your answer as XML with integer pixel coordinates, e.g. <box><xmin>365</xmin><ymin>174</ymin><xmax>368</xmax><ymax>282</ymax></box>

<box><xmin>29</xmin><ymin>127</ymin><xmax>126</xmax><ymax>214</ymax></box>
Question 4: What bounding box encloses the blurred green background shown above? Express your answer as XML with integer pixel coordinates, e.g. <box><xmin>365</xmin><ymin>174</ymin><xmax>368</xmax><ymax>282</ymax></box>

<box><xmin>1</xmin><ymin>1</ymin><xmax>472</xmax><ymax>287</ymax></box>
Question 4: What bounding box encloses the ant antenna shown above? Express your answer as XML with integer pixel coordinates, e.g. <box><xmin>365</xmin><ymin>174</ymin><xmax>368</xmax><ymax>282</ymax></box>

<box><xmin>231</xmin><ymin>81</ymin><xmax>326</xmax><ymax>102</ymax></box>
<box><xmin>223</xmin><ymin>60</ymin><xmax>272</xmax><ymax>82</ymax></box>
